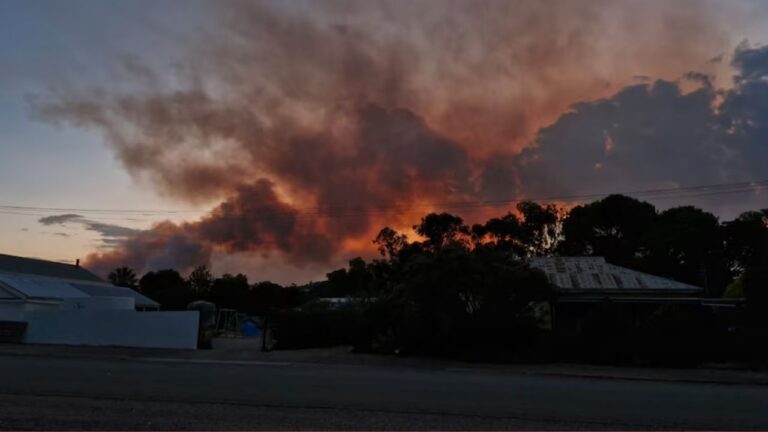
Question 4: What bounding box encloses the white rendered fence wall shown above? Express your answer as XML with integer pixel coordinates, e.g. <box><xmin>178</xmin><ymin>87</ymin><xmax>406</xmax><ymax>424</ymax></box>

<box><xmin>24</xmin><ymin>310</ymin><xmax>199</xmax><ymax>349</ymax></box>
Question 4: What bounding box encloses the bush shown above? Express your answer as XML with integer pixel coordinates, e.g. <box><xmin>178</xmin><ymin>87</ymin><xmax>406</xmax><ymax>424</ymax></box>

<box><xmin>634</xmin><ymin>304</ymin><xmax>712</xmax><ymax>367</ymax></box>
<box><xmin>271</xmin><ymin>310</ymin><xmax>361</xmax><ymax>349</ymax></box>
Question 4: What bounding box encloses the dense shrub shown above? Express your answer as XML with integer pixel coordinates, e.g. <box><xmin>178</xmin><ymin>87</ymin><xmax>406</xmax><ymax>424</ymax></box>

<box><xmin>271</xmin><ymin>310</ymin><xmax>361</xmax><ymax>349</ymax></box>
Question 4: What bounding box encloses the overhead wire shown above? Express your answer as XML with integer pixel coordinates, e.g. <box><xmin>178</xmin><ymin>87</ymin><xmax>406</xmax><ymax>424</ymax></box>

<box><xmin>0</xmin><ymin>179</ymin><xmax>765</xmax><ymax>223</ymax></box>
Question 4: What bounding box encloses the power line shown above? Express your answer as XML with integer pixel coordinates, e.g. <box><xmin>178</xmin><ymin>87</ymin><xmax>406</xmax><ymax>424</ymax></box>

<box><xmin>0</xmin><ymin>179</ymin><xmax>765</xmax><ymax>221</ymax></box>
<box><xmin>192</xmin><ymin>183</ymin><xmax>768</xmax><ymax>221</ymax></box>
<box><xmin>0</xmin><ymin>205</ymin><xmax>202</xmax><ymax>215</ymax></box>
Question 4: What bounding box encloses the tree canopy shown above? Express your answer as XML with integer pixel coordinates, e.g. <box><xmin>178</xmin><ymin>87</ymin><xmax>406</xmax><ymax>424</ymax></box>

<box><xmin>110</xmin><ymin>195</ymin><xmax>768</xmax><ymax>363</ymax></box>
<box><xmin>108</xmin><ymin>266</ymin><xmax>138</xmax><ymax>288</ymax></box>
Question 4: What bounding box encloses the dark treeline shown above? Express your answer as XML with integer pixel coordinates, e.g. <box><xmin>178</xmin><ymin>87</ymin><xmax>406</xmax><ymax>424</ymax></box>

<box><xmin>108</xmin><ymin>194</ymin><xmax>768</xmax><ymax>364</ymax></box>
<box><xmin>108</xmin><ymin>265</ymin><xmax>307</xmax><ymax>315</ymax></box>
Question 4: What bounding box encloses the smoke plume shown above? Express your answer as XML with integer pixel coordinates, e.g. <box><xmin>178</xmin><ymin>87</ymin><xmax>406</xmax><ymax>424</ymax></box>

<box><xmin>32</xmin><ymin>0</ymin><xmax>768</xmax><ymax>277</ymax></box>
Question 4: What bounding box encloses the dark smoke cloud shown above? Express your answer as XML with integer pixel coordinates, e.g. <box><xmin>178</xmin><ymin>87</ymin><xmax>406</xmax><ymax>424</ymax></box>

<box><xmin>38</xmin><ymin>214</ymin><xmax>139</xmax><ymax>245</ymax></box>
<box><xmin>43</xmin><ymin>98</ymin><xmax>484</xmax><ymax>275</ymax></box>
<box><xmin>507</xmin><ymin>43</ymin><xmax>768</xmax><ymax>216</ymax></box>
<box><xmin>265</xmin><ymin>105</ymin><xmax>476</xmax><ymax>238</ymax></box>
<box><xmin>194</xmin><ymin>179</ymin><xmax>335</xmax><ymax>262</ymax></box>
<box><xmin>721</xmin><ymin>43</ymin><xmax>768</xmax><ymax>178</ymax></box>
<box><xmin>83</xmin><ymin>179</ymin><xmax>335</xmax><ymax>275</ymax></box>
<box><xmin>31</xmin><ymin>1</ymin><xmax>766</xmax><ymax>277</ymax></box>
<box><xmin>85</xmin><ymin>221</ymin><xmax>210</xmax><ymax>276</ymax></box>
<box><xmin>38</xmin><ymin>214</ymin><xmax>82</xmax><ymax>225</ymax></box>
<box><xmin>512</xmin><ymin>81</ymin><xmax>726</xmax><ymax>196</ymax></box>
<box><xmin>34</xmin><ymin>1</ymin><xmax>729</xmax><ymax>200</ymax></box>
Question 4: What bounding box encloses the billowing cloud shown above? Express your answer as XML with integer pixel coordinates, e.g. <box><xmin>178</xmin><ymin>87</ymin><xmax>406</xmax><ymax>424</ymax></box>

<box><xmin>34</xmin><ymin>1</ymin><xmax>730</xmax><ymax>199</ymax></box>
<box><xmin>29</xmin><ymin>1</ymin><xmax>768</xmax><ymax>277</ymax></box>
<box><xmin>82</xmin><ymin>179</ymin><xmax>336</xmax><ymax>275</ymax></box>
<box><xmin>508</xmin><ymin>43</ymin><xmax>768</xmax><ymax>216</ymax></box>
<box><xmin>512</xmin><ymin>80</ymin><xmax>725</xmax><ymax>197</ymax></box>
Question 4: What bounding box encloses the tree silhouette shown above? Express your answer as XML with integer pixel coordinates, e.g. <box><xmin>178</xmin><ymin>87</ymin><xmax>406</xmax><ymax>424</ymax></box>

<box><xmin>139</xmin><ymin>269</ymin><xmax>191</xmax><ymax>310</ymax></box>
<box><xmin>373</xmin><ymin>227</ymin><xmax>408</xmax><ymax>260</ymax></box>
<box><xmin>472</xmin><ymin>212</ymin><xmax>524</xmax><ymax>254</ymax></box>
<box><xmin>559</xmin><ymin>194</ymin><xmax>657</xmax><ymax>266</ymax></box>
<box><xmin>642</xmin><ymin>206</ymin><xmax>727</xmax><ymax>293</ymax></box>
<box><xmin>209</xmin><ymin>273</ymin><xmax>250</xmax><ymax>310</ymax></box>
<box><xmin>250</xmin><ymin>281</ymin><xmax>286</xmax><ymax>314</ymax></box>
<box><xmin>188</xmin><ymin>265</ymin><xmax>213</xmax><ymax>295</ymax></box>
<box><xmin>723</xmin><ymin>209</ymin><xmax>768</xmax><ymax>272</ymax></box>
<box><xmin>414</xmin><ymin>213</ymin><xmax>469</xmax><ymax>250</ymax></box>
<box><xmin>108</xmin><ymin>266</ymin><xmax>138</xmax><ymax>288</ymax></box>
<box><xmin>517</xmin><ymin>200</ymin><xmax>562</xmax><ymax>256</ymax></box>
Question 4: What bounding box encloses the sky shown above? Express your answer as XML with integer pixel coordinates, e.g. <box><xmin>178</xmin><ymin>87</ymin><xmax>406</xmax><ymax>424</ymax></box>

<box><xmin>2</xmin><ymin>0</ymin><xmax>768</xmax><ymax>284</ymax></box>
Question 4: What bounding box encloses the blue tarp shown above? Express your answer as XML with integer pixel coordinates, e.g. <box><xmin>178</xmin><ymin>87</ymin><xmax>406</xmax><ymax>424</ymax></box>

<box><xmin>242</xmin><ymin>320</ymin><xmax>261</xmax><ymax>337</ymax></box>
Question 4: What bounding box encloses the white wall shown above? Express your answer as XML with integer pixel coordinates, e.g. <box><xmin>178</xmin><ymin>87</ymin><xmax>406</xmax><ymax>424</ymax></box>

<box><xmin>24</xmin><ymin>302</ymin><xmax>60</xmax><ymax>313</ymax></box>
<box><xmin>60</xmin><ymin>296</ymin><xmax>135</xmax><ymax>310</ymax></box>
<box><xmin>0</xmin><ymin>301</ymin><xmax>55</xmax><ymax>320</ymax></box>
<box><xmin>24</xmin><ymin>310</ymin><xmax>199</xmax><ymax>349</ymax></box>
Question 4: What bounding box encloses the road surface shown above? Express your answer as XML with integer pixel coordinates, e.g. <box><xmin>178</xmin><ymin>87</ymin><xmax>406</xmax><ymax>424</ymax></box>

<box><xmin>0</xmin><ymin>354</ymin><xmax>767</xmax><ymax>430</ymax></box>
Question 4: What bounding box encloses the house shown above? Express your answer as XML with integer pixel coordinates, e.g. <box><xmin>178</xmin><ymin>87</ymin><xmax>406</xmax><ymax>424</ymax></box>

<box><xmin>529</xmin><ymin>256</ymin><xmax>704</xmax><ymax>302</ymax></box>
<box><xmin>528</xmin><ymin>256</ymin><xmax>743</xmax><ymax>338</ymax></box>
<box><xmin>0</xmin><ymin>253</ymin><xmax>199</xmax><ymax>349</ymax></box>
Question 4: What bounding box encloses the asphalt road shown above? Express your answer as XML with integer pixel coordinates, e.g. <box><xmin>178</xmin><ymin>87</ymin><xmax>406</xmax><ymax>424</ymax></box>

<box><xmin>1</xmin><ymin>355</ymin><xmax>767</xmax><ymax>430</ymax></box>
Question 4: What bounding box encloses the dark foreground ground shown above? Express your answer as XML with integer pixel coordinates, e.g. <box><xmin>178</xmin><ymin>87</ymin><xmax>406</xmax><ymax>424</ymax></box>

<box><xmin>1</xmin><ymin>345</ymin><xmax>768</xmax><ymax>430</ymax></box>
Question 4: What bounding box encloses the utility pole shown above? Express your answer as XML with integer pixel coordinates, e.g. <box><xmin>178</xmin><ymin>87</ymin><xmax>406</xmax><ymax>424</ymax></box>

<box><xmin>261</xmin><ymin>314</ymin><xmax>271</xmax><ymax>352</ymax></box>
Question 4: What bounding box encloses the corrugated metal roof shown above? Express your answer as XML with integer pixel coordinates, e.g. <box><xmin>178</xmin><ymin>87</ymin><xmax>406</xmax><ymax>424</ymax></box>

<box><xmin>0</xmin><ymin>254</ymin><xmax>157</xmax><ymax>308</ymax></box>
<box><xmin>0</xmin><ymin>274</ymin><xmax>87</xmax><ymax>299</ymax></box>
<box><xmin>0</xmin><ymin>271</ymin><xmax>158</xmax><ymax>308</ymax></box>
<box><xmin>0</xmin><ymin>254</ymin><xmax>103</xmax><ymax>282</ymax></box>
<box><xmin>529</xmin><ymin>256</ymin><xmax>703</xmax><ymax>293</ymax></box>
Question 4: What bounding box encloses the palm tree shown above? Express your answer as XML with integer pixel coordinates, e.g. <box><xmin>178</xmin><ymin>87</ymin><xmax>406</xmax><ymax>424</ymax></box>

<box><xmin>108</xmin><ymin>266</ymin><xmax>138</xmax><ymax>288</ymax></box>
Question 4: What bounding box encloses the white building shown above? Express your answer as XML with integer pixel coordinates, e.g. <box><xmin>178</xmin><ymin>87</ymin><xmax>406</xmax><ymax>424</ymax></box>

<box><xmin>0</xmin><ymin>254</ymin><xmax>199</xmax><ymax>349</ymax></box>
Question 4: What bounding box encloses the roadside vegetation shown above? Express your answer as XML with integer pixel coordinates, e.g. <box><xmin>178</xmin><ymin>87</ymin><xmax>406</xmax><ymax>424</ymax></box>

<box><xmin>108</xmin><ymin>194</ymin><xmax>768</xmax><ymax>366</ymax></box>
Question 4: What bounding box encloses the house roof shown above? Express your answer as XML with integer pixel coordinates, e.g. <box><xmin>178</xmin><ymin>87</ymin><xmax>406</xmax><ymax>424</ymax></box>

<box><xmin>0</xmin><ymin>273</ymin><xmax>85</xmax><ymax>299</ymax></box>
<box><xmin>0</xmin><ymin>254</ymin><xmax>102</xmax><ymax>282</ymax></box>
<box><xmin>529</xmin><ymin>256</ymin><xmax>703</xmax><ymax>294</ymax></box>
<box><xmin>0</xmin><ymin>253</ymin><xmax>158</xmax><ymax>308</ymax></box>
<box><xmin>0</xmin><ymin>272</ymin><xmax>159</xmax><ymax>308</ymax></box>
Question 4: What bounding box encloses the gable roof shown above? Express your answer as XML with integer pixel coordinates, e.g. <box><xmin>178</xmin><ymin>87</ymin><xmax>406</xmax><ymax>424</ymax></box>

<box><xmin>0</xmin><ymin>253</ymin><xmax>158</xmax><ymax>308</ymax></box>
<box><xmin>0</xmin><ymin>273</ymin><xmax>85</xmax><ymax>299</ymax></box>
<box><xmin>529</xmin><ymin>256</ymin><xmax>703</xmax><ymax>293</ymax></box>
<box><xmin>0</xmin><ymin>273</ymin><xmax>158</xmax><ymax>308</ymax></box>
<box><xmin>0</xmin><ymin>254</ymin><xmax>103</xmax><ymax>282</ymax></box>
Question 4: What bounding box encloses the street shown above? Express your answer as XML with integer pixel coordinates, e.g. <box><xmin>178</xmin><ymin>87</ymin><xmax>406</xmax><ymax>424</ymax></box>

<box><xmin>0</xmin><ymin>354</ymin><xmax>767</xmax><ymax>430</ymax></box>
